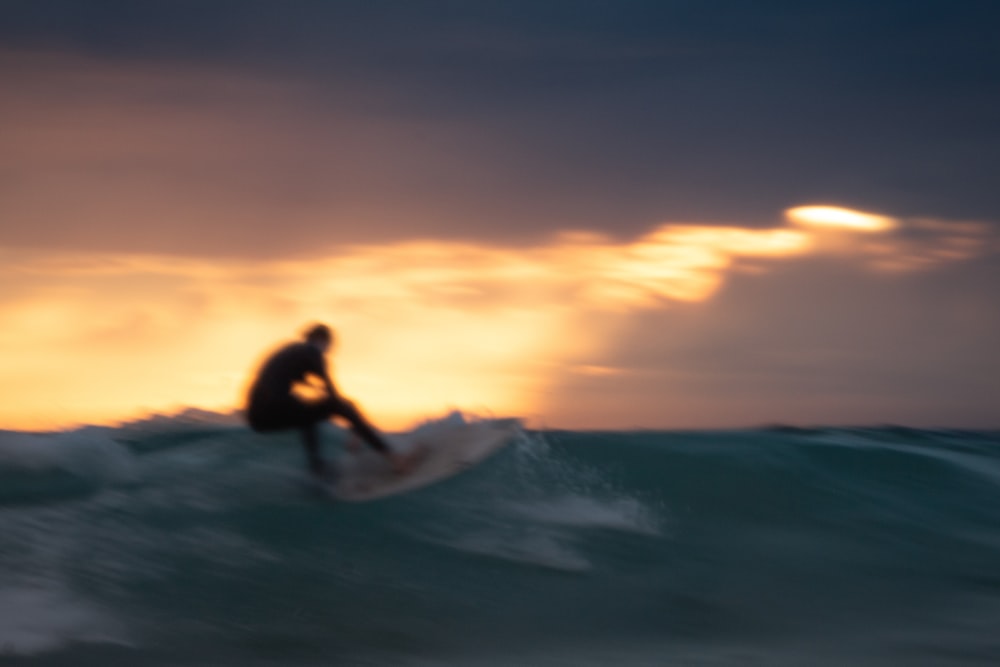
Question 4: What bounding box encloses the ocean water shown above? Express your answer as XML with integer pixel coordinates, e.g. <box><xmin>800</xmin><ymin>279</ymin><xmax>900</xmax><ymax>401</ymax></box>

<box><xmin>2</xmin><ymin>413</ymin><xmax>999</xmax><ymax>666</ymax></box>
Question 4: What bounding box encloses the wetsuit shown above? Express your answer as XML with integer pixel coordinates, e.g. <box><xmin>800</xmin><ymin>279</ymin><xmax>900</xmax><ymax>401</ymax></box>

<box><xmin>246</xmin><ymin>342</ymin><xmax>389</xmax><ymax>474</ymax></box>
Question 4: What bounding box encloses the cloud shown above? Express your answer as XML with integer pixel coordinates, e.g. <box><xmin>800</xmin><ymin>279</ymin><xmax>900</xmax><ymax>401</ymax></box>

<box><xmin>787</xmin><ymin>205</ymin><xmax>897</xmax><ymax>232</ymax></box>
<box><xmin>0</xmin><ymin>49</ymin><xmax>536</xmax><ymax>255</ymax></box>
<box><xmin>5</xmin><ymin>44</ymin><xmax>1000</xmax><ymax>265</ymax></box>
<box><xmin>782</xmin><ymin>206</ymin><xmax>995</xmax><ymax>273</ymax></box>
<box><xmin>554</xmin><ymin>252</ymin><xmax>1000</xmax><ymax>429</ymax></box>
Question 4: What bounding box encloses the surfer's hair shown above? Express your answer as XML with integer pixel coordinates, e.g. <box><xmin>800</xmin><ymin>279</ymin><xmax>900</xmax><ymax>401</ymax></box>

<box><xmin>304</xmin><ymin>323</ymin><xmax>333</xmax><ymax>345</ymax></box>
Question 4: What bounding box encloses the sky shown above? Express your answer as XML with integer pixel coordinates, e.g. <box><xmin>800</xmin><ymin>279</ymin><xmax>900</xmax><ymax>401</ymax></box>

<box><xmin>1</xmin><ymin>0</ymin><xmax>998</xmax><ymax>430</ymax></box>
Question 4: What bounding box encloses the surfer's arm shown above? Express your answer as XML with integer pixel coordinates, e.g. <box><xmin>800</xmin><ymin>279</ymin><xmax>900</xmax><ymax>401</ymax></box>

<box><xmin>313</xmin><ymin>365</ymin><xmax>342</xmax><ymax>402</ymax></box>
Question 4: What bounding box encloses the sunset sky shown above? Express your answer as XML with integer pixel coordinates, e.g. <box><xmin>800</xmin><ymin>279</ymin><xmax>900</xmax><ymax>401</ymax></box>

<box><xmin>1</xmin><ymin>1</ymin><xmax>998</xmax><ymax>430</ymax></box>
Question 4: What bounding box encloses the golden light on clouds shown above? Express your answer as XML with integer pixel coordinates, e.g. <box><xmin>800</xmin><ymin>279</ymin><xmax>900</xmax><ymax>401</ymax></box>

<box><xmin>786</xmin><ymin>205</ymin><xmax>898</xmax><ymax>232</ymax></box>
<box><xmin>1</xmin><ymin>204</ymin><xmax>982</xmax><ymax>431</ymax></box>
<box><xmin>560</xmin><ymin>226</ymin><xmax>812</xmax><ymax>308</ymax></box>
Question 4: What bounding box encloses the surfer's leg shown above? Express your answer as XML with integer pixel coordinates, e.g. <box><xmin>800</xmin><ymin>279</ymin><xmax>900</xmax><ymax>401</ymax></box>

<box><xmin>249</xmin><ymin>397</ymin><xmax>335</xmax><ymax>477</ymax></box>
<box><xmin>300</xmin><ymin>423</ymin><xmax>326</xmax><ymax>476</ymax></box>
<box><xmin>330</xmin><ymin>400</ymin><xmax>391</xmax><ymax>454</ymax></box>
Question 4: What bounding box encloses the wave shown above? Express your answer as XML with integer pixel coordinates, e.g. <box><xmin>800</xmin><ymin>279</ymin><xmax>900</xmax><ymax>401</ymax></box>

<box><xmin>0</xmin><ymin>429</ymin><xmax>136</xmax><ymax>504</ymax></box>
<box><xmin>503</xmin><ymin>494</ymin><xmax>662</xmax><ymax>536</ymax></box>
<box><xmin>1</xmin><ymin>413</ymin><xmax>999</xmax><ymax>665</ymax></box>
<box><xmin>0</xmin><ymin>586</ymin><xmax>129</xmax><ymax>656</ymax></box>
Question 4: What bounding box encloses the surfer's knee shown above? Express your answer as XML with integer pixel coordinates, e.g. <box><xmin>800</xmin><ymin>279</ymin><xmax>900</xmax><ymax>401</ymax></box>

<box><xmin>331</xmin><ymin>396</ymin><xmax>358</xmax><ymax>416</ymax></box>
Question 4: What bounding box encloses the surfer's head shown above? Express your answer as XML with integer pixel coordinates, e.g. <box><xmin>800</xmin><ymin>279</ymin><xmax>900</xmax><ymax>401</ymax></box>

<box><xmin>304</xmin><ymin>323</ymin><xmax>334</xmax><ymax>352</ymax></box>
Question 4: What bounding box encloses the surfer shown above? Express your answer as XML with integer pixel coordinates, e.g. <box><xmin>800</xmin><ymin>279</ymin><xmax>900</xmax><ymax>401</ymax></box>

<box><xmin>246</xmin><ymin>324</ymin><xmax>417</xmax><ymax>479</ymax></box>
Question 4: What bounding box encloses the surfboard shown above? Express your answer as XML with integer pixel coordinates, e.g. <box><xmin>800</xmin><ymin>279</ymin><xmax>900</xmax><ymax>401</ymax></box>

<box><xmin>330</xmin><ymin>419</ymin><xmax>518</xmax><ymax>502</ymax></box>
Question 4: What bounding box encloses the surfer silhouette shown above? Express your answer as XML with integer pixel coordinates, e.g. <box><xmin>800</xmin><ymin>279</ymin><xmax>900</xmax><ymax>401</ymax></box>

<box><xmin>246</xmin><ymin>324</ymin><xmax>418</xmax><ymax>479</ymax></box>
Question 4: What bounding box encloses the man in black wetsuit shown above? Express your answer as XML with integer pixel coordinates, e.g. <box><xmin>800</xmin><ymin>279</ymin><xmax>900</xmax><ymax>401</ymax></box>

<box><xmin>246</xmin><ymin>324</ymin><xmax>414</xmax><ymax>478</ymax></box>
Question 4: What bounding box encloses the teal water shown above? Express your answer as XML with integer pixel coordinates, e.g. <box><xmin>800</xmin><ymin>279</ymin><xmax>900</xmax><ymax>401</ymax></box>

<box><xmin>2</xmin><ymin>414</ymin><xmax>999</xmax><ymax>666</ymax></box>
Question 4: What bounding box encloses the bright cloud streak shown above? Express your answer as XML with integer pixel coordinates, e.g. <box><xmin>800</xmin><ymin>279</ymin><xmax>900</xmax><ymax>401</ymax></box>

<box><xmin>1</xmin><ymin>206</ymin><xmax>988</xmax><ymax>431</ymax></box>
<box><xmin>786</xmin><ymin>206</ymin><xmax>898</xmax><ymax>232</ymax></box>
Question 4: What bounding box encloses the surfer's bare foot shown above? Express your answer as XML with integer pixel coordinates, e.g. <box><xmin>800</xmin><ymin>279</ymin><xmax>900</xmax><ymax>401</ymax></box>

<box><xmin>389</xmin><ymin>445</ymin><xmax>428</xmax><ymax>476</ymax></box>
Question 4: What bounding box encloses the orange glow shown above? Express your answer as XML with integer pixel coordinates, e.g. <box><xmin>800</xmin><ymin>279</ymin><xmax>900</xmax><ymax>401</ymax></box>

<box><xmin>0</xmin><ymin>202</ymin><xmax>985</xmax><ymax>428</ymax></box>
<box><xmin>0</xmin><ymin>219</ymin><xmax>825</xmax><ymax>430</ymax></box>
<box><xmin>0</xmin><ymin>204</ymin><xmax>985</xmax><ymax>431</ymax></box>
